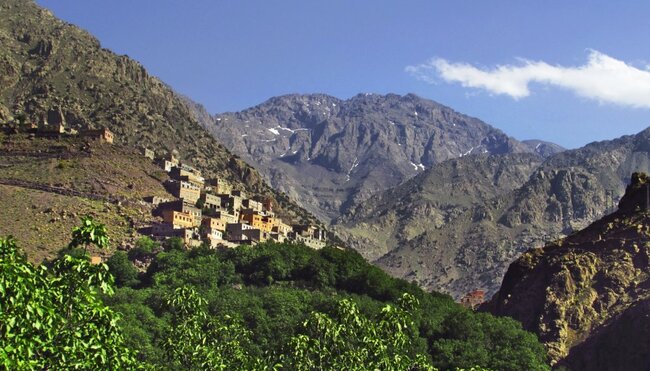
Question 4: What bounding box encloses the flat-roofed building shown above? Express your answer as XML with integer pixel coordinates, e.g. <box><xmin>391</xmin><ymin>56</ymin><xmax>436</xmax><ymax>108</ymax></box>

<box><xmin>212</xmin><ymin>210</ymin><xmax>238</xmax><ymax>224</ymax></box>
<box><xmin>166</xmin><ymin>180</ymin><xmax>201</xmax><ymax>204</ymax></box>
<box><xmin>240</xmin><ymin>210</ymin><xmax>270</xmax><ymax>231</ymax></box>
<box><xmin>201</xmin><ymin>192</ymin><xmax>222</xmax><ymax>211</ymax></box>
<box><xmin>170</xmin><ymin>166</ymin><xmax>205</xmax><ymax>187</ymax></box>
<box><xmin>201</xmin><ymin>227</ymin><xmax>224</xmax><ymax>248</ymax></box>
<box><xmin>225</xmin><ymin>223</ymin><xmax>255</xmax><ymax>242</ymax></box>
<box><xmin>231</xmin><ymin>190</ymin><xmax>246</xmax><ymax>198</ymax></box>
<box><xmin>272</xmin><ymin>222</ymin><xmax>293</xmax><ymax>236</ymax></box>
<box><xmin>157</xmin><ymin>200</ymin><xmax>201</xmax><ymax>226</ymax></box>
<box><xmin>161</xmin><ymin>210</ymin><xmax>195</xmax><ymax>229</ymax></box>
<box><xmin>217</xmin><ymin>194</ymin><xmax>243</xmax><ymax>213</ymax></box>
<box><xmin>242</xmin><ymin>199</ymin><xmax>263</xmax><ymax>213</ymax></box>
<box><xmin>293</xmin><ymin>235</ymin><xmax>326</xmax><ymax>250</ymax></box>
<box><xmin>293</xmin><ymin>224</ymin><xmax>326</xmax><ymax>241</ymax></box>
<box><xmin>80</xmin><ymin>127</ymin><xmax>114</xmax><ymax>144</ymax></box>
<box><xmin>143</xmin><ymin>148</ymin><xmax>155</xmax><ymax>160</ymax></box>
<box><xmin>202</xmin><ymin>217</ymin><xmax>226</xmax><ymax>232</ymax></box>
<box><xmin>179</xmin><ymin>163</ymin><xmax>202</xmax><ymax>178</ymax></box>
<box><xmin>206</xmin><ymin>178</ymin><xmax>232</xmax><ymax>195</ymax></box>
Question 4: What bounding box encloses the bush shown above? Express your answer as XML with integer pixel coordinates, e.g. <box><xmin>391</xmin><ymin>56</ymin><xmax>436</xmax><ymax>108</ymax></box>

<box><xmin>107</xmin><ymin>250</ymin><xmax>139</xmax><ymax>287</ymax></box>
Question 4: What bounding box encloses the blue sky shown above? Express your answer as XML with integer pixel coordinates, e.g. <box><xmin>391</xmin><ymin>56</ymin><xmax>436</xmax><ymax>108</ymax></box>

<box><xmin>37</xmin><ymin>0</ymin><xmax>650</xmax><ymax>148</ymax></box>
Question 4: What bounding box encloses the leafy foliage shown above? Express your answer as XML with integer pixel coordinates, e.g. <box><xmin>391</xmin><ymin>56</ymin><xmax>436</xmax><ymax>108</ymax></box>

<box><xmin>0</xmin><ymin>217</ymin><xmax>138</xmax><ymax>369</ymax></box>
<box><xmin>163</xmin><ymin>287</ymin><xmax>264</xmax><ymax>370</ymax></box>
<box><xmin>68</xmin><ymin>215</ymin><xmax>110</xmax><ymax>253</ymax></box>
<box><xmin>106</xmin><ymin>251</ymin><xmax>139</xmax><ymax>287</ymax></box>
<box><xmin>284</xmin><ymin>293</ymin><xmax>436</xmax><ymax>370</ymax></box>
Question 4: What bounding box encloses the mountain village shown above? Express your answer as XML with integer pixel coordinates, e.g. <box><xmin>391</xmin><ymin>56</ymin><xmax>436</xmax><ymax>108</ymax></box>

<box><xmin>144</xmin><ymin>148</ymin><xmax>328</xmax><ymax>250</ymax></box>
<box><xmin>4</xmin><ymin>114</ymin><xmax>329</xmax><ymax>251</ymax></box>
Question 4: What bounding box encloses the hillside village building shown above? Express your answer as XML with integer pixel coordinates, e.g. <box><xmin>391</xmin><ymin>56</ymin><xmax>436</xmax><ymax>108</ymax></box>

<box><xmin>143</xmin><ymin>148</ymin><xmax>155</xmax><ymax>160</ymax></box>
<box><xmin>206</xmin><ymin>178</ymin><xmax>232</xmax><ymax>195</ymax></box>
<box><xmin>146</xmin><ymin>151</ymin><xmax>329</xmax><ymax>249</ymax></box>
<box><xmin>165</xmin><ymin>180</ymin><xmax>201</xmax><ymax>204</ymax></box>
<box><xmin>200</xmin><ymin>192</ymin><xmax>222</xmax><ymax>211</ymax></box>
<box><xmin>161</xmin><ymin>210</ymin><xmax>196</xmax><ymax>229</ymax></box>
<box><xmin>170</xmin><ymin>165</ymin><xmax>204</xmax><ymax>187</ymax></box>
<box><xmin>157</xmin><ymin>200</ymin><xmax>201</xmax><ymax>225</ymax></box>
<box><xmin>80</xmin><ymin>127</ymin><xmax>114</xmax><ymax>144</ymax></box>
<box><xmin>242</xmin><ymin>199</ymin><xmax>263</xmax><ymax>213</ymax></box>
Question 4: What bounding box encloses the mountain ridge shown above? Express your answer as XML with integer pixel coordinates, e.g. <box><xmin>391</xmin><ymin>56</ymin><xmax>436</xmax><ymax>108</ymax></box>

<box><xmin>198</xmin><ymin>92</ymin><xmax>563</xmax><ymax>222</ymax></box>
<box><xmin>337</xmin><ymin>126</ymin><xmax>650</xmax><ymax>298</ymax></box>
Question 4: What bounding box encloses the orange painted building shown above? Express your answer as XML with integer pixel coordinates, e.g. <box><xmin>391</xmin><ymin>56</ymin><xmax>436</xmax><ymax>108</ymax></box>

<box><xmin>161</xmin><ymin>210</ymin><xmax>196</xmax><ymax>229</ymax></box>
<box><xmin>202</xmin><ymin>217</ymin><xmax>226</xmax><ymax>232</ymax></box>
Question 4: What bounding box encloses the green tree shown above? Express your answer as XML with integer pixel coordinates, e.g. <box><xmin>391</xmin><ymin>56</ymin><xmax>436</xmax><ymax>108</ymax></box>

<box><xmin>107</xmin><ymin>250</ymin><xmax>140</xmax><ymax>287</ymax></box>
<box><xmin>69</xmin><ymin>215</ymin><xmax>110</xmax><ymax>251</ymax></box>
<box><xmin>283</xmin><ymin>293</ymin><xmax>437</xmax><ymax>370</ymax></box>
<box><xmin>163</xmin><ymin>286</ymin><xmax>263</xmax><ymax>369</ymax></box>
<box><xmin>163</xmin><ymin>236</ymin><xmax>184</xmax><ymax>251</ymax></box>
<box><xmin>0</xmin><ymin>217</ymin><xmax>139</xmax><ymax>369</ymax></box>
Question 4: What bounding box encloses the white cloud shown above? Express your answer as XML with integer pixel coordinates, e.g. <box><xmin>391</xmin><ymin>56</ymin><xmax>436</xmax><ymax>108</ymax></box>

<box><xmin>406</xmin><ymin>50</ymin><xmax>650</xmax><ymax>108</ymax></box>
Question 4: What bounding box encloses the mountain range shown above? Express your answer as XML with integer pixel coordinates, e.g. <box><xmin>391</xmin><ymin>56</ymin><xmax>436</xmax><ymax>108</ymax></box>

<box><xmin>199</xmin><ymin>93</ymin><xmax>562</xmax><ymax>222</ymax></box>
<box><xmin>336</xmin><ymin>128</ymin><xmax>650</xmax><ymax>298</ymax></box>
<box><xmin>203</xmin><ymin>91</ymin><xmax>650</xmax><ymax>299</ymax></box>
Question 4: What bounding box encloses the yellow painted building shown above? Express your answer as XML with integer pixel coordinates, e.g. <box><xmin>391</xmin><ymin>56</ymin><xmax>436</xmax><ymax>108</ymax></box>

<box><xmin>162</xmin><ymin>210</ymin><xmax>196</xmax><ymax>229</ymax></box>
<box><xmin>202</xmin><ymin>217</ymin><xmax>226</xmax><ymax>232</ymax></box>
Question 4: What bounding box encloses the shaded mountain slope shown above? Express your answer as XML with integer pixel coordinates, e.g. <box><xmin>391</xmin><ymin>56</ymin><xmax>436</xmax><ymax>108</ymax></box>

<box><xmin>0</xmin><ymin>0</ymin><xmax>318</xmax><ymax>225</ymax></box>
<box><xmin>485</xmin><ymin>172</ymin><xmax>650</xmax><ymax>369</ymax></box>
<box><xmin>335</xmin><ymin>153</ymin><xmax>544</xmax><ymax>297</ymax></box>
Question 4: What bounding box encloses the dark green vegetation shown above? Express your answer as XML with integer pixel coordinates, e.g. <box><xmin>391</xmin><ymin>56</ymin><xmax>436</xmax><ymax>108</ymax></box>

<box><xmin>105</xmin><ymin>239</ymin><xmax>549</xmax><ymax>370</ymax></box>
<box><xmin>486</xmin><ymin>173</ymin><xmax>650</xmax><ymax>369</ymax></box>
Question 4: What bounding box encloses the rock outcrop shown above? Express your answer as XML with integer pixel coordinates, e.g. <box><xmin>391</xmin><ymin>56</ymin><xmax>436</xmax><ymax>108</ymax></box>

<box><xmin>485</xmin><ymin>173</ymin><xmax>650</xmax><ymax>368</ymax></box>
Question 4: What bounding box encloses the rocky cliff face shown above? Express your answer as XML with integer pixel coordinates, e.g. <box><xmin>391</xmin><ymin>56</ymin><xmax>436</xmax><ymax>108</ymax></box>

<box><xmin>485</xmin><ymin>173</ymin><xmax>650</xmax><ymax>369</ymax></box>
<box><xmin>337</xmin><ymin>127</ymin><xmax>650</xmax><ymax>299</ymax></box>
<box><xmin>201</xmin><ymin>93</ymin><xmax>549</xmax><ymax>222</ymax></box>
<box><xmin>335</xmin><ymin>153</ymin><xmax>545</xmax><ymax>297</ymax></box>
<box><xmin>0</xmin><ymin>0</ymin><xmax>317</xmax><ymax>225</ymax></box>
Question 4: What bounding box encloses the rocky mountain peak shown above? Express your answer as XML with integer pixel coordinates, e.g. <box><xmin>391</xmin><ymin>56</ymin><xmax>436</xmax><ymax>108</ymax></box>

<box><xmin>201</xmin><ymin>92</ymin><xmax>545</xmax><ymax>222</ymax></box>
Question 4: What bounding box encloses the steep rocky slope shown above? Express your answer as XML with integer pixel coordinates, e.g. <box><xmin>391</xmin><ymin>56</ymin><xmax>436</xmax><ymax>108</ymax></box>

<box><xmin>485</xmin><ymin>173</ymin><xmax>650</xmax><ymax>369</ymax></box>
<box><xmin>0</xmin><ymin>0</ymin><xmax>317</xmax><ymax>225</ymax></box>
<box><xmin>337</xmin><ymin>127</ymin><xmax>650</xmax><ymax>299</ymax></box>
<box><xmin>202</xmin><ymin>93</ymin><xmax>549</xmax><ymax>222</ymax></box>
<box><xmin>335</xmin><ymin>153</ymin><xmax>544</xmax><ymax>297</ymax></box>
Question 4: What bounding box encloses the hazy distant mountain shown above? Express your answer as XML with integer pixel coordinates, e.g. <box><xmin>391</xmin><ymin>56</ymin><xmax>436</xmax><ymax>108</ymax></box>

<box><xmin>522</xmin><ymin>139</ymin><xmax>565</xmax><ymax>158</ymax></box>
<box><xmin>485</xmin><ymin>172</ymin><xmax>650</xmax><ymax>368</ymax></box>
<box><xmin>201</xmin><ymin>93</ymin><xmax>543</xmax><ymax>222</ymax></box>
<box><xmin>336</xmin><ymin>127</ymin><xmax>650</xmax><ymax>298</ymax></box>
